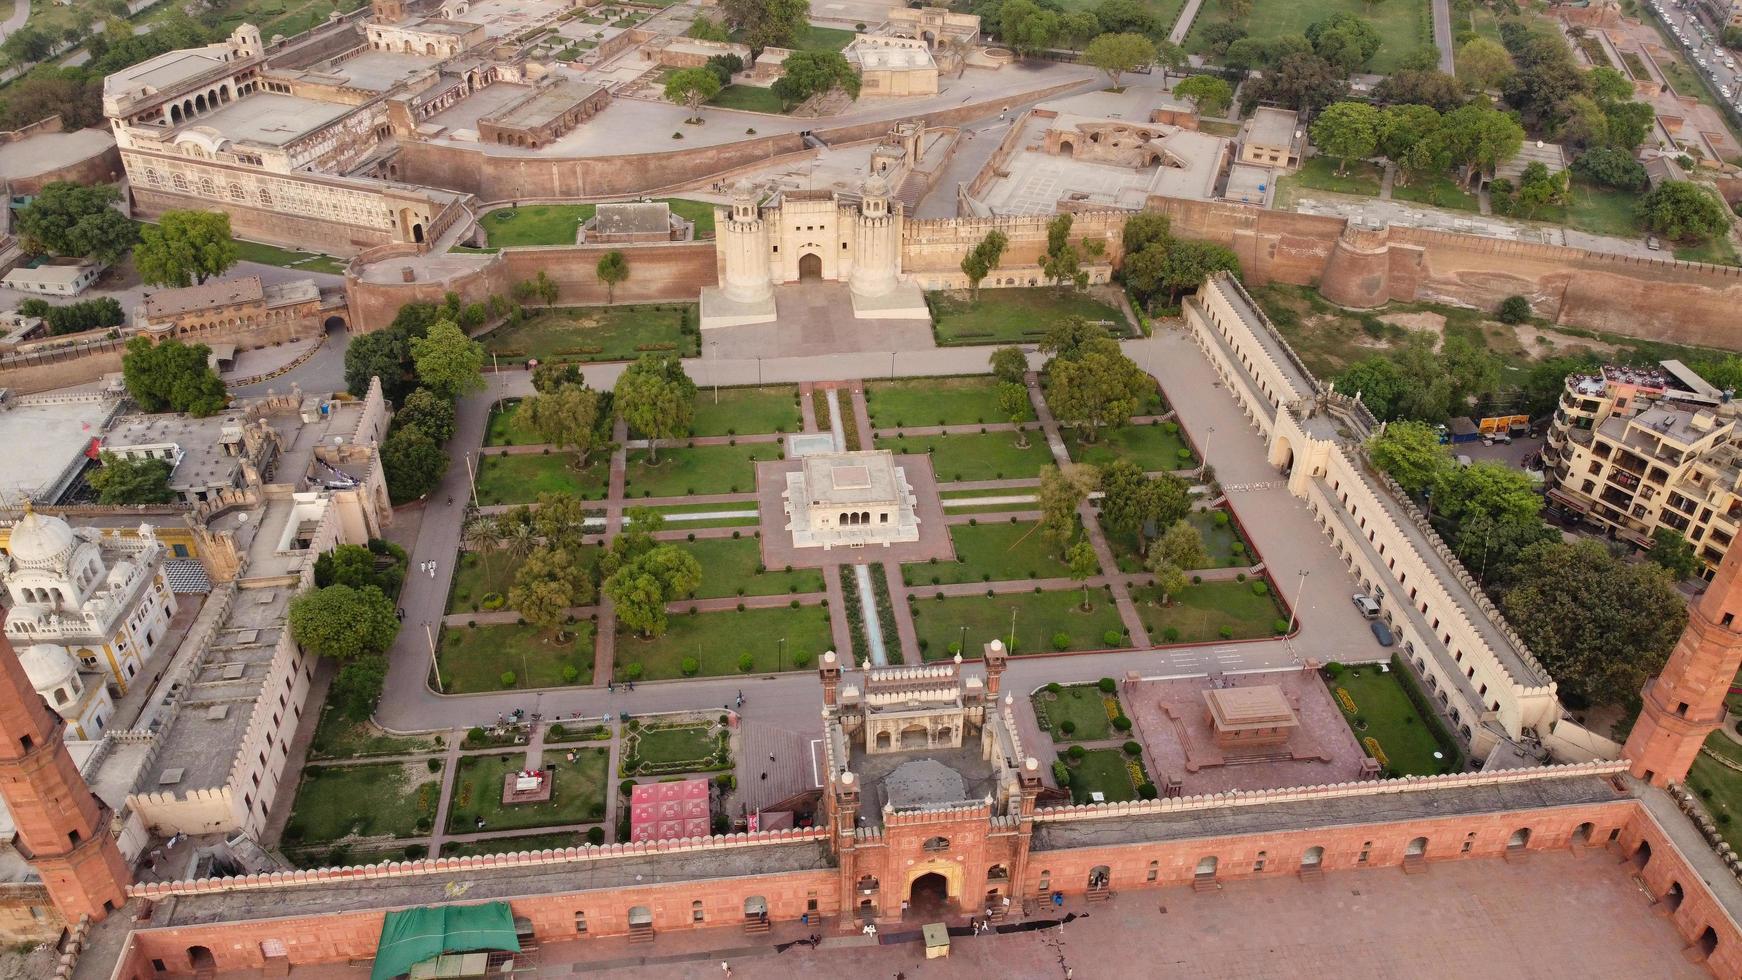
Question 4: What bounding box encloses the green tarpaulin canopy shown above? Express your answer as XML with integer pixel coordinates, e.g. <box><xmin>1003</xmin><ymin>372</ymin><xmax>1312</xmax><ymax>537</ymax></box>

<box><xmin>371</xmin><ymin>901</ymin><xmax>520</xmax><ymax>980</ymax></box>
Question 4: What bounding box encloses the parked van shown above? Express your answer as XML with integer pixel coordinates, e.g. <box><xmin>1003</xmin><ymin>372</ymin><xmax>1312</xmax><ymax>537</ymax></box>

<box><xmin>1351</xmin><ymin>593</ymin><xmax>1382</xmax><ymax>619</ymax></box>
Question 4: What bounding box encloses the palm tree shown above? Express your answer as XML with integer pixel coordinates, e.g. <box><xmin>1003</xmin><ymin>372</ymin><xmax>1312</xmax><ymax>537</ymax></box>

<box><xmin>464</xmin><ymin>517</ymin><xmax>502</xmax><ymax>581</ymax></box>
<box><xmin>499</xmin><ymin>512</ymin><xmax>538</xmax><ymax>570</ymax></box>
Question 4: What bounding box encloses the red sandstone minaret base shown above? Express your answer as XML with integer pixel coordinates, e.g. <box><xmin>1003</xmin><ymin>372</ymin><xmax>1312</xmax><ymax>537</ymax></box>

<box><xmin>1625</xmin><ymin>545</ymin><xmax>1742</xmax><ymax>786</ymax></box>
<box><xmin>0</xmin><ymin>625</ymin><xmax>130</xmax><ymax>920</ymax></box>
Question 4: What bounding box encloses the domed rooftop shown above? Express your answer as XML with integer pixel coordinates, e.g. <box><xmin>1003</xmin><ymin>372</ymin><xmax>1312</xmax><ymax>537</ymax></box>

<box><xmin>8</xmin><ymin>510</ymin><xmax>77</xmax><ymax>570</ymax></box>
<box><xmin>17</xmin><ymin>644</ymin><xmax>78</xmax><ymax>694</ymax></box>
<box><xmin>862</xmin><ymin>173</ymin><xmax>890</xmax><ymax>198</ymax></box>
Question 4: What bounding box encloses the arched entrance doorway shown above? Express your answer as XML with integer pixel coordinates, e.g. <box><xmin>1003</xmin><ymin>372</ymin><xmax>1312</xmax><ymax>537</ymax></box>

<box><xmin>900</xmin><ymin>723</ymin><xmax>927</xmax><ymax>749</ymax></box>
<box><xmin>908</xmin><ymin>872</ymin><xmax>949</xmax><ymax>918</ymax></box>
<box><xmin>1665</xmin><ymin>881</ymin><xmax>1685</xmax><ymax>912</ymax></box>
<box><xmin>323</xmin><ymin>315</ymin><xmax>347</xmax><ymax>334</ymax></box>
<box><xmin>412</xmin><ymin>223</ymin><xmax>426</xmax><ymax>244</ymax></box>
<box><xmin>1270</xmin><ymin>435</ymin><xmax>1294</xmax><ymax>475</ymax></box>
<box><xmin>187</xmin><ymin>947</ymin><xmax>216</xmax><ymax>972</ymax></box>
<box><xmin>1631</xmin><ymin>840</ymin><xmax>1652</xmax><ymax>871</ymax></box>
<box><xmin>798</xmin><ymin>252</ymin><xmax>822</xmax><ymax>280</ymax></box>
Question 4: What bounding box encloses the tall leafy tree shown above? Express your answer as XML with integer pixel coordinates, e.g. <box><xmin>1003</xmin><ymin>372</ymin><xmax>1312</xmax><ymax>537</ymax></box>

<box><xmin>614</xmin><ymin>354</ymin><xmax>696</xmax><ymax>463</ymax></box>
<box><xmin>998</xmin><ymin>382</ymin><xmax>1033</xmax><ymax>447</ymax></box>
<box><xmin>121</xmin><ymin>337</ymin><xmax>227</xmax><ymax>416</ymax></box>
<box><xmin>960</xmin><ymin>229</ymin><xmax>1009</xmax><ymax>299</ymax></box>
<box><xmin>381</xmin><ymin>426</ymin><xmax>448</xmax><ymax>504</ymax></box>
<box><xmin>1047</xmin><ymin>343</ymin><xmax>1150</xmax><ymax>439</ymax></box>
<box><xmin>510</xmin><ymin>544</ymin><xmax>597</xmax><ymax>632</ymax></box>
<box><xmin>1502</xmin><ymin>539</ymin><xmax>1686</xmax><ymax>707</ymax></box>
<box><xmin>134</xmin><ymin>210</ymin><xmax>239</xmax><ymax>287</ymax></box>
<box><xmin>1083</xmin><ymin>32</ymin><xmax>1155</xmax><ymax>89</ymax></box>
<box><xmin>289</xmin><ymin>584</ymin><xmax>400</xmax><ymax>661</ymax></box>
<box><xmin>1648</xmin><ymin>527</ymin><xmax>1701</xmax><ymax>582</ymax></box>
<box><xmin>604</xmin><ymin>544</ymin><xmax>702</xmax><ymax>637</ymax></box>
<box><xmin>1153</xmin><ymin>519</ymin><xmax>1208</xmax><ymax>571</ymax></box>
<box><xmin>596</xmin><ymin>250</ymin><xmax>630</xmax><ymax>303</ymax></box>
<box><xmin>1312</xmin><ymin>102</ymin><xmax>1380</xmax><ymax>175</ymax></box>
<box><xmin>1038</xmin><ymin>463</ymin><xmax>1099</xmax><ymax>556</ymax></box>
<box><xmin>1637</xmin><ymin>181</ymin><xmax>1732</xmax><ymax>243</ymax></box>
<box><xmin>1066</xmin><ymin>539</ymin><xmax>1099</xmax><ymax>610</ymax></box>
<box><xmin>1172</xmin><ymin>74</ymin><xmax>1231</xmax><ymax>116</ymax></box>
<box><xmin>719</xmin><ymin>0</ymin><xmax>809</xmax><ymax>47</ymax></box>
<box><xmin>772</xmin><ymin>50</ymin><xmax>861</xmax><ymax>104</ymax></box>
<box><xmin>664</xmin><ymin>67</ymin><xmax>722</xmax><ymax>122</ymax></box>
<box><xmin>395</xmin><ymin>388</ymin><xmax>456</xmax><ymax>444</ymax></box>
<box><xmin>517</xmin><ymin>385</ymin><xmax>603</xmax><ymax>466</ymax></box>
<box><xmin>1243</xmin><ymin>52</ymin><xmax>1347</xmax><ymax>113</ymax></box>
<box><xmin>1365</xmin><ymin>420</ymin><xmax>1451</xmax><ymax>494</ymax></box>
<box><xmin>409</xmin><ymin>320</ymin><xmax>485</xmax><ymax>399</ymax></box>
<box><xmin>15</xmin><ymin>182</ymin><xmax>137</xmax><ymax>263</ymax></box>
<box><xmin>345</xmin><ymin>329</ymin><xmax>412</xmax><ymax>402</ymax></box>
<box><xmin>1456</xmin><ymin>37</ymin><xmax>1513</xmax><ymax>92</ymax></box>
<box><xmin>990</xmin><ymin>345</ymin><xmax>1029</xmax><ymax>384</ymax></box>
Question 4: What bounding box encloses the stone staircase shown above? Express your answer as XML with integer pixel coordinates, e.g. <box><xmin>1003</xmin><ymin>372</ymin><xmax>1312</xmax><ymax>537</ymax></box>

<box><xmin>1402</xmin><ymin>854</ymin><xmax>1428</xmax><ymax>875</ymax></box>
<box><xmin>1191</xmin><ymin>873</ymin><xmax>1220</xmax><ymax>893</ymax></box>
<box><xmin>1297</xmin><ymin>864</ymin><xmax>1325</xmax><ymax>883</ymax></box>
<box><xmin>627</xmin><ymin>922</ymin><xmax>656</xmax><ymax>945</ymax></box>
<box><xmin>1085</xmin><ymin>883</ymin><xmax>1112</xmax><ymax>903</ymax></box>
<box><xmin>894</xmin><ymin>172</ymin><xmax>927</xmax><ymax>212</ymax></box>
<box><xmin>743</xmin><ymin>914</ymin><xmax>772</xmax><ymax>936</ymax></box>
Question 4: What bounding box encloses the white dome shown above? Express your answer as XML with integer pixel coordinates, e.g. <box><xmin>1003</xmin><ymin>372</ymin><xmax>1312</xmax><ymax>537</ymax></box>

<box><xmin>17</xmin><ymin>644</ymin><xmax>77</xmax><ymax>694</ymax></box>
<box><xmin>8</xmin><ymin>511</ymin><xmax>76</xmax><ymax>570</ymax></box>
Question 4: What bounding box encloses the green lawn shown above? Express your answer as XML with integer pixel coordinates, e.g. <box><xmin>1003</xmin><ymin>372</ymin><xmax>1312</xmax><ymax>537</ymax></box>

<box><xmin>621</xmin><ymin>723</ymin><xmax>729</xmax><ymax>774</ymax></box>
<box><xmin>309</xmin><ymin>706</ymin><xmax>438</xmax><ymax>761</ymax></box>
<box><xmin>678</xmin><ymin>536</ymin><xmax>824</xmax><ymax>599</ymax></box>
<box><xmin>730</xmin><ymin>23</ymin><xmax>855</xmax><ymax>52</ymax></box>
<box><xmin>480</xmin><ymin>200</ymin><xmax>715</xmax><ymax>244</ymax></box>
<box><xmin>866</xmin><ymin>376</ymin><xmax>1033</xmax><ymax>429</ymax></box>
<box><xmin>1676</xmin><ymin>235</ymin><xmax>1742</xmax><ymax>268</ymax></box>
<box><xmin>1136</xmin><ymin>580</ymin><xmax>1286</xmax><ymax>643</ymax></box>
<box><xmin>285</xmin><ymin>762</ymin><xmax>441</xmax><ymax>844</ymax></box>
<box><xmin>711</xmin><ymin>84</ymin><xmax>789</xmax><ymax>114</ymax></box>
<box><xmin>875</xmin><ymin>431</ymin><xmax>1055</xmax><ymax>483</ymax></box>
<box><xmin>1562</xmin><ymin>181</ymin><xmax>1643</xmax><ymax>239</ymax></box>
<box><xmin>230</xmin><ymin>238</ymin><xmax>347</xmax><ymax>275</ymax></box>
<box><xmin>1186</xmin><ymin>0</ymin><xmax>1427</xmax><ymax>72</ymax></box>
<box><xmin>1329</xmin><ymin>666</ymin><xmax>1447</xmax><ymax>777</ymax></box>
<box><xmin>480</xmin><ymin>305</ymin><xmax>697</xmax><ymax>363</ymax></box>
<box><xmin>910</xmin><ymin>589</ymin><xmax>1127</xmax><ymax>659</ymax></box>
<box><xmin>474</xmin><ymin>452</ymin><xmax>609</xmax><ymax>504</ymax></box>
<box><xmin>623</xmin><ymin>443</ymin><xmax>772</xmax><ymax>497</ymax></box>
<box><xmin>1276</xmin><ymin>157</ymin><xmax>1384</xmax><ymax>205</ymax></box>
<box><xmin>443</xmin><ymin>831</ymin><xmax>586</xmax><ymax>857</ymax></box>
<box><xmin>1033</xmin><ymin>684</ymin><xmax>1121</xmax><ymax>742</ymax></box>
<box><xmin>689</xmin><ymin>385</ymin><xmax>800</xmax><ymax>437</ymax></box>
<box><xmin>903</xmin><ymin>520</ymin><xmax>1083</xmax><ymax>586</ymax></box>
<box><xmin>1388</xmin><ymin>174</ymin><xmax>1479</xmax><ymax>212</ymax></box>
<box><xmin>437</xmin><ymin>624</ymin><xmax>594</xmax><ymax>692</ymax></box>
<box><xmin>614</xmin><ymin>604</ymin><xmax>832</xmax><ymax>680</ymax></box>
<box><xmin>448</xmin><ymin>550</ymin><xmax>519</xmax><ymax>614</ymax></box>
<box><xmin>482</xmin><ymin>205</ymin><xmax>594</xmax><ymax>246</ymax></box>
<box><xmin>1063</xmin><ymin>748</ymin><xmax>1140</xmax><ymax>803</ymax></box>
<box><xmin>1101</xmin><ymin>510</ymin><xmax>1249</xmax><ymax>574</ymax></box>
<box><xmin>1687</xmin><ymin>738</ymin><xmax>1742</xmax><ymax>852</ymax></box>
<box><xmin>445</xmin><ymin>749</ymin><xmax>609</xmax><ymax>833</ymax></box>
<box><xmin>1061</xmin><ymin>421</ymin><xmax>1192</xmax><ymax>471</ymax></box>
<box><xmin>929</xmin><ymin>288</ymin><xmax>1132</xmax><ymax>345</ymax></box>
<box><xmin>484</xmin><ymin>399</ymin><xmax>544</xmax><ymax>447</ymax></box>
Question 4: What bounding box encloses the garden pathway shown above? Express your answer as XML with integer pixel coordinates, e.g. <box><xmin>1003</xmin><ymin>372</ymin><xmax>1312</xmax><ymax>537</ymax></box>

<box><xmin>1024</xmin><ymin>372</ymin><xmax>1150</xmax><ymax>647</ymax></box>
<box><xmin>851</xmin><ymin>564</ymin><xmax>889</xmax><ymax>666</ymax></box>
<box><xmin>822</xmin><ymin>564</ymin><xmax>856</xmax><ymax>656</ymax></box>
<box><xmin>848</xmin><ymin>384</ymin><xmax>875</xmax><ymax>449</ymax></box>
<box><xmin>882</xmin><ymin>560</ymin><xmax>921</xmax><ymax>663</ymax></box>
<box><xmin>592</xmin><ymin>419</ymin><xmax>630</xmax><ymax>684</ymax></box>
<box><xmin>426</xmin><ymin>736</ymin><xmax>467</xmax><ymax>854</ymax></box>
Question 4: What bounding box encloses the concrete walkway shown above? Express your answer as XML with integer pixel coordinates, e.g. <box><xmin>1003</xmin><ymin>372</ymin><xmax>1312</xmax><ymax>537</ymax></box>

<box><xmin>1431</xmin><ymin>0</ymin><xmax>1456</xmax><ymax>75</ymax></box>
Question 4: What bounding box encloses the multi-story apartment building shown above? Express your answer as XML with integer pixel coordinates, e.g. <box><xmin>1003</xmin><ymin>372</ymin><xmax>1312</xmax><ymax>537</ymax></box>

<box><xmin>1543</xmin><ymin>361</ymin><xmax>1742</xmax><ymax>577</ymax></box>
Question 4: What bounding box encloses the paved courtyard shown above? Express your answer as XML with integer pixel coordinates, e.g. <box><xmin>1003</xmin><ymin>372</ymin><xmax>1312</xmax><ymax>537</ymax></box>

<box><xmin>1124</xmin><ymin>670</ymin><xmax>1371</xmax><ymax>795</ymax></box>
<box><xmin>210</xmin><ymin>851</ymin><xmax>1704</xmax><ymax>979</ymax></box>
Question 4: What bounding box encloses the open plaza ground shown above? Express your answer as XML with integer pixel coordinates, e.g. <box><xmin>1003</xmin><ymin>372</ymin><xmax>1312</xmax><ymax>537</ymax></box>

<box><xmin>613</xmin><ymin>603</ymin><xmax>832</xmax><ymax>680</ymax></box>
<box><xmin>928</xmin><ymin>288</ymin><xmax>1133</xmax><ymax>345</ymax></box>
<box><xmin>480</xmin><ymin>305</ymin><xmax>698</xmax><ymax>364</ymax></box>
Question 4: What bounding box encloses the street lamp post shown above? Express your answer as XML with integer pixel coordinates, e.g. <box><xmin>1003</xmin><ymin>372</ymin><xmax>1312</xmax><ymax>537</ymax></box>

<box><xmin>1286</xmin><ymin>569</ymin><xmax>1309</xmax><ymax>636</ymax></box>
<box><xmin>462</xmin><ymin>451</ymin><xmax>480</xmax><ymax>510</ymax></box>
<box><xmin>425</xmin><ymin>622</ymin><xmax>443</xmax><ymax>694</ymax></box>
<box><xmin>710</xmin><ymin>340</ymin><xmax>720</xmax><ymax>404</ymax></box>
<box><xmin>778</xmin><ymin>636</ymin><xmax>786</xmax><ymax>673</ymax></box>
<box><xmin>890</xmin><ymin>351</ymin><xmax>896</xmax><ymax>380</ymax></box>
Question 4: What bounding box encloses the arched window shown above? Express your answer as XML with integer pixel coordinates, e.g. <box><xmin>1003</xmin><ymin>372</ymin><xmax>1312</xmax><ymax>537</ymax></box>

<box><xmin>691</xmin><ymin>900</ymin><xmax>704</xmax><ymax>922</ymax></box>
<box><xmin>172</xmin><ymin>173</ymin><xmax>189</xmax><ymax>191</ymax></box>
<box><xmin>229</xmin><ymin>183</ymin><xmax>245</xmax><ymax>201</ymax></box>
<box><xmin>53</xmin><ymin>688</ymin><xmax>68</xmax><ymax>706</ymax></box>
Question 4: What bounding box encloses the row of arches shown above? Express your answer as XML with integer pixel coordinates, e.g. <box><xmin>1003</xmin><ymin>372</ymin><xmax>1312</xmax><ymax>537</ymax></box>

<box><xmin>164</xmin><ymin>81</ymin><xmax>246</xmax><ymax>125</ymax></box>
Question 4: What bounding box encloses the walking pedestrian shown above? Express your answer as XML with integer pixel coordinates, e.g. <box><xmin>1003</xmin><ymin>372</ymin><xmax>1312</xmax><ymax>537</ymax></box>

<box><xmin>721</xmin><ymin>962</ymin><xmax>731</xmax><ymax>977</ymax></box>
<box><xmin>769</xmin><ymin>752</ymin><xmax>776</xmax><ymax>762</ymax></box>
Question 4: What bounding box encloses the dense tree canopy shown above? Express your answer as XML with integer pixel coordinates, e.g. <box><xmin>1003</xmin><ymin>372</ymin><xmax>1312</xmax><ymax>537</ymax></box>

<box><xmin>1173</xmin><ymin>74</ymin><xmax>1232</xmax><ymax>116</ymax></box>
<box><xmin>772</xmin><ymin>50</ymin><xmax>861</xmax><ymax>104</ymax></box>
<box><xmin>1242</xmin><ymin>53</ymin><xmax>1348</xmax><ymax>114</ymax></box>
<box><xmin>15</xmin><ymin>182</ymin><xmax>137</xmax><ymax>264</ymax></box>
<box><xmin>719</xmin><ymin>0</ymin><xmax>809</xmax><ymax>49</ymax></box>
<box><xmin>289</xmin><ymin>584</ymin><xmax>401</xmax><ymax>662</ymax></box>
<box><xmin>1365</xmin><ymin>421</ymin><xmax>1451</xmax><ymax>495</ymax></box>
<box><xmin>517</xmin><ymin>384</ymin><xmax>603</xmax><ymax>465</ymax></box>
<box><xmin>1637</xmin><ymin>181</ymin><xmax>1732</xmax><ymax>243</ymax></box>
<box><xmin>410</xmin><ymin>321</ymin><xmax>486</xmax><ymax>400</ymax></box>
<box><xmin>665</xmin><ymin>67</ymin><xmax>722</xmax><ymax>120</ymax></box>
<box><xmin>604</xmin><ymin>544</ymin><xmax>703</xmax><ymax>637</ymax></box>
<box><xmin>614</xmin><ymin>354</ymin><xmax>696</xmax><ymax>462</ymax></box>
<box><xmin>1083</xmin><ymin>32</ymin><xmax>1155</xmax><ymax>88</ymax></box>
<box><xmin>381</xmin><ymin>426</ymin><xmax>449</xmax><ymax>504</ymax></box>
<box><xmin>1503</xmin><ymin>540</ymin><xmax>1686</xmax><ymax>707</ymax></box>
<box><xmin>87</xmin><ymin>451</ymin><xmax>175</xmax><ymax>505</ymax></box>
<box><xmin>1311</xmin><ymin>101</ymin><xmax>1380</xmax><ymax>174</ymax></box>
<box><xmin>134</xmin><ymin>210</ymin><xmax>239</xmax><ymax>288</ymax></box>
<box><xmin>121</xmin><ymin>337</ymin><xmax>227</xmax><ymax>416</ymax></box>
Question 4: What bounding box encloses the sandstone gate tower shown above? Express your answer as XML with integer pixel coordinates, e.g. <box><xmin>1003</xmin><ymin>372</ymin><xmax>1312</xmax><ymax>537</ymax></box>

<box><xmin>0</xmin><ymin>624</ymin><xmax>131</xmax><ymax>921</ymax></box>
<box><xmin>1625</xmin><ymin>546</ymin><xmax>1742</xmax><ymax>786</ymax></box>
